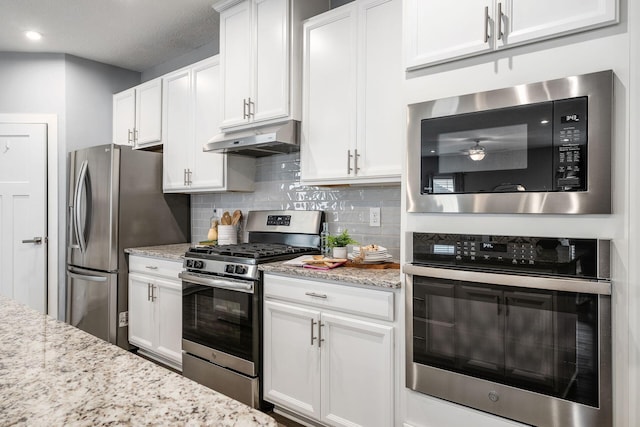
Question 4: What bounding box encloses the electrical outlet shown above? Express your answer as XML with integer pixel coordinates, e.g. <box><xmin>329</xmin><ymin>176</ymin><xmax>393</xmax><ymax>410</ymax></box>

<box><xmin>369</xmin><ymin>207</ymin><xmax>381</xmax><ymax>227</ymax></box>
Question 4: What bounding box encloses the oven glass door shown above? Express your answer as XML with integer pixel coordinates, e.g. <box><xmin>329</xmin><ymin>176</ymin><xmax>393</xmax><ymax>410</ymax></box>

<box><xmin>412</xmin><ymin>276</ymin><xmax>600</xmax><ymax>407</ymax></box>
<box><xmin>182</xmin><ymin>279</ymin><xmax>258</xmax><ymax>363</ymax></box>
<box><xmin>420</xmin><ymin>97</ymin><xmax>587</xmax><ymax>194</ymax></box>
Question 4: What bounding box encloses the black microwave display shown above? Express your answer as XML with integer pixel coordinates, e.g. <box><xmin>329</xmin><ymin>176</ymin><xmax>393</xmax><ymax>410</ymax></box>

<box><xmin>420</xmin><ymin>97</ymin><xmax>588</xmax><ymax>194</ymax></box>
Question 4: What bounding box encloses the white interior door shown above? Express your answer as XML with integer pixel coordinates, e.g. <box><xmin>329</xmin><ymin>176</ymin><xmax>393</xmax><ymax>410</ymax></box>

<box><xmin>0</xmin><ymin>123</ymin><xmax>47</xmax><ymax>312</ymax></box>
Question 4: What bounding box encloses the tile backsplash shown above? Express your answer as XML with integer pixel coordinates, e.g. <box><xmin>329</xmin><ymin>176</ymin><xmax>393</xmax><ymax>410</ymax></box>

<box><xmin>191</xmin><ymin>153</ymin><xmax>401</xmax><ymax>260</ymax></box>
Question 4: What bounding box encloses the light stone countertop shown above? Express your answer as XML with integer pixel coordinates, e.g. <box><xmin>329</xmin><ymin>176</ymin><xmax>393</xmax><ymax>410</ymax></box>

<box><xmin>124</xmin><ymin>242</ymin><xmax>191</xmax><ymax>262</ymax></box>
<box><xmin>260</xmin><ymin>261</ymin><xmax>402</xmax><ymax>289</ymax></box>
<box><xmin>124</xmin><ymin>244</ymin><xmax>402</xmax><ymax>289</ymax></box>
<box><xmin>0</xmin><ymin>295</ymin><xmax>277</xmax><ymax>427</ymax></box>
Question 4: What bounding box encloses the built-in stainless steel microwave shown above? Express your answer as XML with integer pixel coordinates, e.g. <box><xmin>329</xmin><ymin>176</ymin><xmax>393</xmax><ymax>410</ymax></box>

<box><xmin>407</xmin><ymin>71</ymin><xmax>613</xmax><ymax>214</ymax></box>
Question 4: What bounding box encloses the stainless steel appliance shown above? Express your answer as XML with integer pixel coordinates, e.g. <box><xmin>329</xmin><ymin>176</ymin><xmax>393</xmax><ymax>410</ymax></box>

<box><xmin>180</xmin><ymin>210</ymin><xmax>323</xmax><ymax>409</ymax></box>
<box><xmin>204</xmin><ymin>120</ymin><xmax>300</xmax><ymax>157</ymax></box>
<box><xmin>66</xmin><ymin>144</ymin><xmax>190</xmax><ymax>349</ymax></box>
<box><xmin>407</xmin><ymin>70</ymin><xmax>613</xmax><ymax>214</ymax></box>
<box><xmin>404</xmin><ymin>233</ymin><xmax>612</xmax><ymax>427</ymax></box>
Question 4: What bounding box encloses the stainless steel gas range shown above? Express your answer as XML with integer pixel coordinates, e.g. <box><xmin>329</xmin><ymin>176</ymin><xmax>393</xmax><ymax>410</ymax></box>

<box><xmin>179</xmin><ymin>210</ymin><xmax>323</xmax><ymax>409</ymax></box>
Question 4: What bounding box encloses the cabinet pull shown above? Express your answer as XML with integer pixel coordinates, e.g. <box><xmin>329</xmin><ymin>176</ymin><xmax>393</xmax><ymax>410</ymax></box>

<box><xmin>243</xmin><ymin>98</ymin><xmax>249</xmax><ymax>119</ymax></box>
<box><xmin>484</xmin><ymin>6</ymin><xmax>490</xmax><ymax>44</ymax></box>
<box><xmin>248</xmin><ymin>97</ymin><xmax>255</xmax><ymax>118</ymax></box>
<box><xmin>497</xmin><ymin>2</ymin><xmax>504</xmax><ymax>40</ymax></box>
<box><xmin>152</xmin><ymin>284</ymin><xmax>157</xmax><ymax>302</ymax></box>
<box><xmin>145</xmin><ymin>265</ymin><xmax>158</xmax><ymax>270</ymax></box>
<box><xmin>318</xmin><ymin>322</ymin><xmax>325</xmax><ymax>348</ymax></box>
<box><xmin>134</xmin><ymin>128</ymin><xmax>139</xmax><ymax>144</ymax></box>
<box><xmin>311</xmin><ymin>319</ymin><xmax>318</xmax><ymax>345</ymax></box>
<box><xmin>305</xmin><ymin>292</ymin><xmax>327</xmax><ymax>299</ymax></box>
<box><xmin>183</xmin><ymin>169</ymin><xmax>187</xmax><ymax>186</ymax></box>
<box><xmin>147</xmin><ymin>283</ymin><xmax>151</xmax><ymax>301</ymax></box>
<box><xmin>186</xmin><ymin>169</ymin><xmax>192</xmax><ymax>185</ymax></box>
<box><xmin>347</xmin><ymin>150</ymin><xmax>353</xmax><ymax>174</ymax></box>
<box><xmin>354</xmin><ymin>149</ymin><xmax>360</xmax><ymax>175</ymax></box>
<box><xmin>127</xmin><ymin>129</ymin><xmax>133</xmax><ymax>144</ymax></box>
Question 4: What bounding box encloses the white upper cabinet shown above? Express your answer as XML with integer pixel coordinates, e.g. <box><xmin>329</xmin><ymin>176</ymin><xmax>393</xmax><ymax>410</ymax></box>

<box><xmin>214</xmin><ymin>0</ymin><xmax>330</xmax><ymax>130</ymax></box>
<box><xmin>405</xmin><ymin>0</ymin><xmax>618</xmax><ymax>70</ymax></box>
<box><xmin>162</xmin><ymin>56</ymin><xmax>255</xmax><ymax>193</ymax></box>
<box><xmin>301</xmin><ymin>0</ymin><xmax>403</xmax><ymax>185</ymax></box>
<box><xmin>113</xmin><ymin>78</ymin><xmax>163</xmax><ymax>149</ymax></box>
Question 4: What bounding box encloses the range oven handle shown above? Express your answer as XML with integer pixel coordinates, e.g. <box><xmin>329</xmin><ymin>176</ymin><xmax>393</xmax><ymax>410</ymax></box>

<box><xmin>179</xmin><ymin>271</ymin><xmax>254</xmax><ymax>294</ymax></box>
<box><xmin>403</xmin><ymin>264</ymin><xmax>612</xmax><ymax>296</ymax></box>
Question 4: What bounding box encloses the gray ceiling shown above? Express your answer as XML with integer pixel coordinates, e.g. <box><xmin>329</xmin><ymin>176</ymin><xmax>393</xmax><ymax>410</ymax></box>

<box><xmin>0</xmin><ymin>0</ymin><xmax>220</xmax><ymax>72</ymax></box>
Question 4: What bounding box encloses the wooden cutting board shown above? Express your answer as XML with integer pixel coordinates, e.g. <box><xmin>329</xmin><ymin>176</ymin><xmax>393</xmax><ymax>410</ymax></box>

<box><xmin>344</xmin><ymin>261</ymin><xmax>400</xmax><ymax>269</ymax></box>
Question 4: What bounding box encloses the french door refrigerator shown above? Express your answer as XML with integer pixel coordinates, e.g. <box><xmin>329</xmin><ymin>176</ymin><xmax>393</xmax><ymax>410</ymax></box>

<box><xmin>66</xmin><ymin>144</ymin><xmax>190</xmax><ymax>349</ymax></box>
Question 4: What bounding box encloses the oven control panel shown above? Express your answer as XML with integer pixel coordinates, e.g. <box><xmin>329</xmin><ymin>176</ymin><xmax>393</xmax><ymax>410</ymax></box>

<box><xmin>412</xmin><ymin>233</ymin><xmax>602</xmax><ymax>277</ymax></box>
<box><xmin>183</xmin><ymin>257</ymin><xmax>259</xmax><ymax>280</ymax></box>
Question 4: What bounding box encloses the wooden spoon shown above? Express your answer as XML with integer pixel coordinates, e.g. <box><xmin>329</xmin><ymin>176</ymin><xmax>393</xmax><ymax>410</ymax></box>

<box><xmin>231</xmin><ymin>210</ymin><xmax>242</xmax><ymax>225</ymax></box>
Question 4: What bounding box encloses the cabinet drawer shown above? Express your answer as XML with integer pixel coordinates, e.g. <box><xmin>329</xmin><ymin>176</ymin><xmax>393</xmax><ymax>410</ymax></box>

<box><xmin>264</xmin><ymin>274</ymin><xmax>394</xmax><ymax>321</ymax></box>
<box><xmin>128</xmin><ymin>255</ymin><xmax>183</xmax><ymax>280</ymax></box>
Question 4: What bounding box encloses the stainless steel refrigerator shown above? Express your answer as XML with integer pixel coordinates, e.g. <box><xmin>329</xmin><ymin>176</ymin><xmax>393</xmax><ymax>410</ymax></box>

<box><xmin>66</xmin><ymin>144</ymin><xmax>190</xmax><ymax>349</ymax></box>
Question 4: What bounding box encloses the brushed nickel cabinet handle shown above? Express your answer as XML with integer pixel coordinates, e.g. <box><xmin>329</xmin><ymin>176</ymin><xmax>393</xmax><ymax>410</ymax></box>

<box><xmin>248</xmin><ymin>97</ymin><xmax>255</xmax><ymax>118</ymax></box>
<box><xmin>305</xmin><ymin>292</ymin><xmax>327</xmax><ymax>299</ymax></box>
<box><xmin>347</xmin><ymin>150</ymin><xmax>353</xmax><ymax>175</ymax></box>
<box><xmin>311</xmin><ymin>319</ymin><xmax>318</xmax><ymax>345</ymax></box>
<box><xmin>243</xmin><ymin>98</ymin><xmax>249</xmax><ymax>119</ymax></box>
<box><xmin>318</xmin><ymin>322</ymin><xmax>325</xmax><ymax>348</ymax></box>
<box><xmin>134</xmin><ymin>128</ymin><xmax>139</xmax><ymax>144</ymax></box>
<box><xmin>497</xmin><ymin>2</ymin><xmax>504</xmax><ymax>40</ymax></box>
<box><xmin>22</xmin><ymin>237</ymin><xmax>43</xmax><ymax>244</ymax></box>
<box><xmin>128</xmin><ymin>129</ymin><xmax>133</xmax><ymax>144</ymax></box>
<box><xmin>354</xmin><ymin>149</ymin><xmax>360</xmax><ymax>175</ymax></box>
<box><xmin>145</xmin><ymin>266</ymin><xmax>158</xmax><ymax>270</ymax></box>
<box><xmin>484</xmin><ymin>6</ymin><xmax>490</xmax><ymax>44</ymax></box>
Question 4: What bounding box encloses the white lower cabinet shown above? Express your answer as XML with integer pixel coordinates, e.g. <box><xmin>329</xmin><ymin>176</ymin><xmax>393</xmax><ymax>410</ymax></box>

<box><xmin>263</xmin><ymin>274</ymin><xmax>394</xmax><ymax>427</ymax></box>
<box><xmin>128</xmin><ymin>256</ymin><xmax>182</xmax><ymax>371</ymax></box>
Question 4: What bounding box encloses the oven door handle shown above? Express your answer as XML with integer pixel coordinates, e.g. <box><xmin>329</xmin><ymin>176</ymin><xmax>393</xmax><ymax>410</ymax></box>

<box><xmin>179</xmin><ymin>272</ymin><xmax>254</xmax><ymax>293</ymax></box>
<box><xmin>403</xmin><ymin>264</ymin><xmax>611</xmax><ymax>295</ymax></box>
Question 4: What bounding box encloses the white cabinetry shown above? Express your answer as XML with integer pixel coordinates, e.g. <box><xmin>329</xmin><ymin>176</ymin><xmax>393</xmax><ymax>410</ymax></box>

<box><xmin>263</xmin><ymin>274</ymin><xmax>394</xmax><ymax>427</ymax></box>
<box><xmin>301</xmin><ymin>0</ymin><xmax>403</xmax><ymax>185</ymax></box>
<box><xmin>162</xmin><ymin>56</ymin><xmax>255</xmax><ymax>193</ymax></box>
<box><xmin>128</xmin><ymin>255</ymin><xmax>182</xmax><ymax>371</ymax></box>
<box><xmin>113</xmin><ymin>78</ymin><xmax>163</xmax><ymax>149</ymax></box>
<box><xmin>214</xmin><ymin>0</ymin><xmax>330</xmax><ymax>130</ymax></box>
<box><xmin>404</xmin><ymin>0</ymin><xmax>618</xmax><ymax>70</ymax></box>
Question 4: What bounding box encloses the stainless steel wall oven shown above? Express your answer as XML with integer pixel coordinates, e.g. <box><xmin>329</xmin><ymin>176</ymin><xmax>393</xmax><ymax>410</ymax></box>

<box><xmin>406</xmin><ymin>70</ymin><xmax>613</xmax><ymax>214</ymax></box>
<box><xmin>404</xmin><ymin>233</ymin><xmax>612</xmax><ymax>427</ymax></box>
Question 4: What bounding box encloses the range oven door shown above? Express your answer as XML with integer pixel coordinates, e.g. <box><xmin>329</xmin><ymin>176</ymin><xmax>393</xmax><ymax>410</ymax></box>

<box><xmin>404</xmin><ymin>264</ymin><xmax>612</xmax><ymax>427</ymax></box>
<box><xmin>180</xmin><ymin>271</ymin><xmax>259</xmax><ymax>377</ymax></box>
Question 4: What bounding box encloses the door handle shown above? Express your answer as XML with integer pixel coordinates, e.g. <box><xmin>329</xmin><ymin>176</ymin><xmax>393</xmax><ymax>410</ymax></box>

<box><xmin>67</xmin><ymin>271</ymin><xmax>107</xmax><ymax>282</ymax></box>
<box><xmin>73</xmin><ymin>160</ymin><xmax>89</xmax><ymax>253</ymax></box>
<box><xmin>22</xmin><ymin>237</ymin><xmax>43</xmax><ymax>244</ymax></box>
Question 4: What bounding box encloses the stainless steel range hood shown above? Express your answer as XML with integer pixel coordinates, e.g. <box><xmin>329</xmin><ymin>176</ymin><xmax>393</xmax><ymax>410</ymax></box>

<box><xmin>204</xmin><ymin>120</ymin><xmax>299</xmax><ymax>157</ymax></box>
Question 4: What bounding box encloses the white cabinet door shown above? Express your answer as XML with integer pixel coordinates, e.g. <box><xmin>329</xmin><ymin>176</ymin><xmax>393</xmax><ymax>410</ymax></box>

<box><xmin>220</xmin><ymin>0</ymin><xmax>253</xmax><ymax>128</ymax></box>
<box><xmin>253</xmin><ymin>0</ymin><xmax>290</xmax><ymax>123</ymax></box>
<box><xmin>113</xmin><ymin>89</ymin><xmax>135</xmax><ymax>146</ymax></box>
<box><xmin>356</xmin><ymin>0</ymin><xmax>402</xmax><ymax>179</ymax></box>
<box><xmin>192</xmin><ymin>58</ymin><xmax>226</xmax><ymax>190</ymax></box>
<box><xmin>128</xmin><ymin>273</ymin><xmax>154</xmax><ymax>350</ymax></box>
<box><xmin>154</xmin><ymin>277</ymin><xmax>183</xmax><ymax>366</ymax></box>
<box><xmin>321</xmin><ymin>312</ymin><xmax>394</xmax><ymax>427</ymax></box>
<box><xmin>404</xmin><ymin>0</ymin><xmax>493</xmax><ymax>69</ymax></box>
<box><xmin>134</xmin><ymin>78</ymin><xmax>163</xmax><ymax>148</ymax></box>
<box><xmin>498</xmin><ymin>0</ymin><xmax>618</xmax><ymax>48</ymax></box>
<box><xmin>162</xmin><ymin>69</ymin><xmax>192</xmax><ymax>192</ymax></box>
<box><xmin>301</xmin><ymin>6</ymin><xmax>357</xmax><ymax>182</ymax></box>
<box><xmin>263</xmin><ymin>300</ymin><xmax>322</xmax><ymax>420</ymax></box>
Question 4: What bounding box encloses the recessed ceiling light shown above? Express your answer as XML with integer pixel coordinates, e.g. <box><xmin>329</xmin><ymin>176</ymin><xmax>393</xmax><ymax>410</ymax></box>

<box><xmin>25</xmin><ymin>31</ymin><xmax>42</xmax><ymax>41</ymax></box>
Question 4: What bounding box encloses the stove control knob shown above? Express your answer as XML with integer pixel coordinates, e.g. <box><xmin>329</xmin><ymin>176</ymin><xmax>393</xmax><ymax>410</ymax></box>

<box><xmin>186</xmin><ymin>260</ymin><xmax>194</xmax><ymax>268</ymax></box>
<box><xmin>235</xmin><ymin>265</ymin><xmax>247</xmax><ymax>275</ymax></box>
<box><xmin>225</xmin><ymin>264</ymin><xmax>235</xmax><ymax>274</ymax></box>
<box><xmin>194</xmin><ymin>260</ymin><xmax>205</xmax><ymax>269</ymax></box>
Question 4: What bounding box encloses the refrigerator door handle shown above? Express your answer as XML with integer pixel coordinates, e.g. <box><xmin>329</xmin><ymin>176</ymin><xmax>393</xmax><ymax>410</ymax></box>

<box><xmin>74</xmin><ymin>160</ymin><xmax>89</xmax><ymax>253</ymax></box>
<box><xmin>67</xmin><ymin>271</ymin><xmax>108</xmax><ymax>282</ymax></box>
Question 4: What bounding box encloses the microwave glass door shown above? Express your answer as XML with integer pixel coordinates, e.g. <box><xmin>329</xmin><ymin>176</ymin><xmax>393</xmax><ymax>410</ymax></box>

<box><xmin>420</xmin><ymin>98</ymin><xmax>587</xmax><ymax>194</ymax></box>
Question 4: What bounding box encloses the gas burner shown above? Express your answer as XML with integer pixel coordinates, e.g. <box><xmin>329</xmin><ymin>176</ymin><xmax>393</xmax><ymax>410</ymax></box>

<box><xmin>188</xmin><ymin>243</ymin><xmax>318</xmax><ymax>262</ymax></box>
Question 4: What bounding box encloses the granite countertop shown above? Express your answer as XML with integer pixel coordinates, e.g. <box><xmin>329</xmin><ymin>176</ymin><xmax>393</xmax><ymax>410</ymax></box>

<box><xmin>124</xmin><ymin>243</ymin><xmax>191</xmax><ymax>262</ymax></box>
<box><xmin>125</xmin><ymin>244</ymin><xmax>402</xmax><ymax>289</ymax></box>
<box><xmin>260</xmin><ymin>261</ymin><xmax>402</xmax><ymax>289</ymax></box>
<box><xmin>0</xmin><ymin>295</ymin><xmax>276</xmax><ymax>427</ymax></box>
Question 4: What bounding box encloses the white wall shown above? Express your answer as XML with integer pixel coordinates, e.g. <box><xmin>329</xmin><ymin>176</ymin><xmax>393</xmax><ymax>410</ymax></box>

<box><xmin>400</xmin><ymin>8</ymin><xmax>636</xmax><ymax>427</ymax></box>
<box><xmin>0</xmin><ymin>52</ymin><xmax>140</xmax><ymax>318</ymax></box>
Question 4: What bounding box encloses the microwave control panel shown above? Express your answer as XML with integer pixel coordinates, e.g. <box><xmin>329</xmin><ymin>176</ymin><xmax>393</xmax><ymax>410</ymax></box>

<box><xmin>553</xmin><ymin>97</ymin><xmax>588</xmax><ymax>191</ymax></box>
